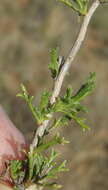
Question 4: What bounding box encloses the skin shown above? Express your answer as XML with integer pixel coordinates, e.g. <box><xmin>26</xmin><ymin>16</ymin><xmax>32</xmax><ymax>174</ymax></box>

<box><xmin>0</xmin><ymin>106</ymin><xmax>27</xmax><ymax>189</ymax></box>
<box><xmin>0</xmin><ymin>183</ymin><xmax>12</xmax><ymax>190</ymax></box>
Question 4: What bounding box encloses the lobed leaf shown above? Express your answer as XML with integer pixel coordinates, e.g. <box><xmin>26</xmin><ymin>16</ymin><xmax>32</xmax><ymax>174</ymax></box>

<box><xmin>49</xmin><ymin>48</ymin><xmax>59</xmax><ymax>79</ymax></box>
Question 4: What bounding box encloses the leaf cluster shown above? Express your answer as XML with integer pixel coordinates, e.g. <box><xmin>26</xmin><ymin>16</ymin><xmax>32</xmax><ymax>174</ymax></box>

<box><xmin>17</xmin><ymin>72</ymin><xmax>95</xmax><ymax>132</ymax></box>
<box><xmin>17</xmin><ymin>86</ymin><xmax>51</xmax><ymax>125</ymax></box>
<box><xmin>10</xmin><ymin>137</ymin><xmax>68</xmax><ymax>189</ymax></box>
<box><xmin>49</xmin><ymin>48</ymin><xmax>60</xmax><ymax>79</ymax></box>
<box><xmin>57</xmin><ymin>0</ymin><xmax>89</xmax><ymax>15</ymax></box>
<box><xmin>10</xmin><ymin>160</ymin><xmax>25</xmax><ymax>189</ymax></box>
<box><xmin>51</xmin><ymin>72</ymin><xmax>95</xmax><ymax>131</ymax></box>
<box><xmin>27</xmin><ymin>147</ymin><xmax>68</xmax><ymax>188</ymax></box>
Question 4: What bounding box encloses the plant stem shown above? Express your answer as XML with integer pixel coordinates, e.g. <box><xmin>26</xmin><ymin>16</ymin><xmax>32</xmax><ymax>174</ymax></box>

<box><xmin>30</xmin><ymin>0</ymin><xmax>100</xmax><ymax>151</ymax></box>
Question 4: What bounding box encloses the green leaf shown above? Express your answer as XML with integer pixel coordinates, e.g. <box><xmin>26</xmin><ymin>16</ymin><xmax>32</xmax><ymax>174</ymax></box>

<box><xmin>74</xmin><ymin>102</ymin><xmax>88</xmax><ymax>113</ymax></box>
<box><xmin>51</xmin><ymin>116</ymin><xmax>69</xmax><ymax>130</ymax></box>
<box><xmin>71</xmin><ymin>114</ymin><xmax>90</xmax><ymax>131</ymax></box>
<box><xmin>72</xmin><ymin>72</ymin><xmax>96</xmax><ymax>102</ymax></box>
<box><xmin>28</xmin><ymin>152</ymin><xmax>45</xmax><ymax>180</ymax></box>
<box><xmin>34</xmin><ymin>154</ymin><xmax>45</xmax><ymax>176</ymax></box>
<box><xmin>40</xmin><ymin>149</ymin><xmax>60</xmax><ymax>177</ymax></box>
<box><xmin>34</xmin><ymin>134</ymin><xmax>69</xmax><ymax>154</ymax></box>
<box><xmin>47</xmin><ymin>149</ymin><xmax>59</xmax><ymax>166</ymax></box>
<box><xmin>17</xmin><ymin>84</ymin><xmax>49</xmax><ymax>125</ymax></box>
<box><xmin>28</xmin><ymin>152</ymin><xmax>35</xmax><ymax>180</ymax></box>
<box><xmin>39</xmin><ymin>91</ymin><xmax>51</xmax><ymax>111</ymax></box>
<box><xmin>49</xmin><ymin>48</ymin><xmax>59</xmax><ymax>79</ymax></box>
<box><xmin>10</xmin><ymin>160</ymin><xmax>25</xmax><ymax>181</ymax></box>
<box><xmin>17</xmin><ymin>84</ymin><xmax>29</xmax><ymax>101</ymax></box>
<box><xmin>45</xmin><ymin>160</ymin><xmax>69</xmax><ymax>179</ymax></box>
<box><xmin>63</xmin><ymin>87</ymin><xmax>73</xmax><ymax>102</ymax></box>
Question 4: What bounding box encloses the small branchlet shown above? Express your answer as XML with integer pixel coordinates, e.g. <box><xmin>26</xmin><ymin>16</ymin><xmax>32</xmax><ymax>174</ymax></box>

<box><xmin>17</xmin><ymin>86</ymin><xmax>51</xmax><ymax>125</ymax></box>
<box><xmin>17</xmin><ymin>72</ymin><xmax>95</xmax><ymax>132</ymax></box>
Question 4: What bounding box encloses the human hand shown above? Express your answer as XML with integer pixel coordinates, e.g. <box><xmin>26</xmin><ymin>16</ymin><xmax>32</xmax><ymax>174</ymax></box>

<box><xmin>0</xmin><ymin>106</ymin><xmax>27</xmax><ymax>189</ymax></box>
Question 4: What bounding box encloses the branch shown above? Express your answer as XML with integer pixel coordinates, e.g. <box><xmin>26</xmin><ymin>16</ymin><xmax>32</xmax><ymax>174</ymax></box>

<box><xmin>30</xmin><ymin>0</ymin><xmax>100</xmax><ymax>151</ymax></box>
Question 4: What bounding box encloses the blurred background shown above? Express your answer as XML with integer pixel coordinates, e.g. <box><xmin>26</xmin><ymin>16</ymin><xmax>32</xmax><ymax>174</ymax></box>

<box><xmin>0</xmin><ymin>0</ymin><xmax>108</xmax><ymax>189</ymax></box>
